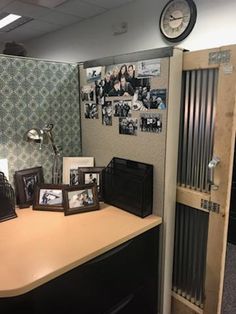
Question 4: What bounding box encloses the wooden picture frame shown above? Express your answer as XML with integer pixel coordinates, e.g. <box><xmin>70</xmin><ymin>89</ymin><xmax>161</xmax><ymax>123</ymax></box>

<box><xmin>14</xmin><ymin>166</ymin><xmax>44</xmax><ymax>208</ymax></box>
<box><xmin>33</xmin><ymin>184</ymin><xmax>67</xmax><ymax>212</ymax></box>
<box><xmin>78</xmin><ymin>167</ymin><xmax>104</xmax><ymax>201</ymax></box>
<box><xmin>62</xmin><ymin>157</ymin><xmax>94</xmax><ymax>185</ymax></box>
<box><xmin>63</xmin><ymin>183</ymin><xmax>99</xmax><ymax>216</ymax></box>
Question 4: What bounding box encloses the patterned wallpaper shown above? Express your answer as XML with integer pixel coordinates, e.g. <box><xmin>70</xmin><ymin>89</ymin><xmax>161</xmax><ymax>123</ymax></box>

<box><xmin>0</xmin><ymin>55</ymin><xmax>81</xmax><ymax>184</ymax></box>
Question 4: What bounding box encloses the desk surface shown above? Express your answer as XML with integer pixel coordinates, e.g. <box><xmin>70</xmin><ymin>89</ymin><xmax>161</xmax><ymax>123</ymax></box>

<box><xmin>0</xmin><ymin>204</ymin><xmax>161</xmax><ymax>297</ymax></box>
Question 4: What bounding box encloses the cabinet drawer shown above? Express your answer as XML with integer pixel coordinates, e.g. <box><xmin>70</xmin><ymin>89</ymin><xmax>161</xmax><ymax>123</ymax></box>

<box><xmin>106</xmin><ymin>281</ymin><xmax>158</xmax><ymax>314</ymax></box>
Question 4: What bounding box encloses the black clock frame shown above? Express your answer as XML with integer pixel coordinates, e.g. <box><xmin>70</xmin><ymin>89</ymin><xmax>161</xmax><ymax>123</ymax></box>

<box><xmin>159</xmin><ymin>0</ymin><xmax>197</xmax><ymax>43</ymax></box>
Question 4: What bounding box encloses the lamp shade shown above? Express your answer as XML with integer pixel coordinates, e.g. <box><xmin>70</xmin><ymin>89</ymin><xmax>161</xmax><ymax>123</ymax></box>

<box><xmin>24</xmin><ymin>128</ymin><xmax>46</xmax><ymax>144</ymax></box>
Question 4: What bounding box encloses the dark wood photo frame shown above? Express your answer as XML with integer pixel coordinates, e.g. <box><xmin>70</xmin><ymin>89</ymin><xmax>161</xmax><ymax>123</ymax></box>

<box><xmin>14</xmin><ymin>166</ymin><xmax>44</xmax><ymax>208</ymax></box>
<box><xmin>33</xmin><ymin>184</ymin><xmax>67</xmax><ymax>212</ymax></box>
<box><xmin>78</xmin><ymin>167</ymin><xmax>104</xmax><ymax>201</ymax></box>
<box><xmin>63</xmin><ymin>183</ymin><xmax>99</xmax><ymax>216</ymax></box>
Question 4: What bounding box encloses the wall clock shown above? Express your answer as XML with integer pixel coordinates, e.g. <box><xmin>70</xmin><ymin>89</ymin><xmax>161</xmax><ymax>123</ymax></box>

<box><xmin>159</xmin><ymin>0</ymin><xmax>197</xmax><ymax>43</ymax></box>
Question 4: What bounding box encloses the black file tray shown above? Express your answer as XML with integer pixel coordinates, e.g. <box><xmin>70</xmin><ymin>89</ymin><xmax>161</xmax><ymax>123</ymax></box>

<box><xmin>0</xmin><ymin>172</ymin><xmax>17</xmax><ymax>223</ymax></box>
<box><xmin>103</xmin><ymin>157</ymin><xmax>153</xmax><ymax>218</ymax></box>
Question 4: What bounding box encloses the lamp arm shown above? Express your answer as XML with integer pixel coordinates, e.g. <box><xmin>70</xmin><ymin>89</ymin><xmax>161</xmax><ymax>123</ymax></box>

<box><xmin>43</xmin><ymin>124</ymin><xmax>60</xmax><ymax>156</ymax></box>
<box><xmin>47</xmin><ymin>131</ymin><xmax>60</xmax><ymax>156</ymax></box>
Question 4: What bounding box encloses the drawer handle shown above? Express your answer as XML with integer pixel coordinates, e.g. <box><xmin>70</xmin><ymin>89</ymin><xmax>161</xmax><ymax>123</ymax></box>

<box><xmin>87</xmin><ymin>239</ymin><xmax>133</xmax><ymax>265</ymax></box>
<box><xmin>106</xmin><ymin>293</ymin><xmax>135</xmax><ymax>314</ymax></box>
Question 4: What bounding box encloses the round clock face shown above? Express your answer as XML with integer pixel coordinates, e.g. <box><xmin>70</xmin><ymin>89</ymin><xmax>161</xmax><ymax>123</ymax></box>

<box><xmin>159</xmin><ymin>0</ymin><xmax>197</xmax><ymax>42</ymax></box>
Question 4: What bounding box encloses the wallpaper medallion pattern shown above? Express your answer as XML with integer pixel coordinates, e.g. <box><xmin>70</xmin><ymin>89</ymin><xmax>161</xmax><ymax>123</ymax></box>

<box><xmin>0</xmin><ymin>55</ymin><xmax>81</xmax><ymax>184</ymax></box>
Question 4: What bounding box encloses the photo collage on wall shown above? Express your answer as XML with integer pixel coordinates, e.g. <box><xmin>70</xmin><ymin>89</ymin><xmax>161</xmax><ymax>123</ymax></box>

<box><xmin>81</xmin><ymin>59</ymin><xmax>167</xmax><ymax>135</ymax></box>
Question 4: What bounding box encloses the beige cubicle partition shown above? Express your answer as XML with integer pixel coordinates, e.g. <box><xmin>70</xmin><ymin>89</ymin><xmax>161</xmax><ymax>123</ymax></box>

<box><xmin>79</xmin><ymin>47</ymin><xmax>183</xmax><ymax>314</ymax></box>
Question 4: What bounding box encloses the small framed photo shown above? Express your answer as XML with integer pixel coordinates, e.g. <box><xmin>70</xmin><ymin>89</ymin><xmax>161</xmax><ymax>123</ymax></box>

<box><xmin>78</xmin><ymin>167</ymin><xmax>104</xmax><ymax>201</ymax></box>
<box><xmin>63</xmin><ymin>157</ymin><xmax>94</xmax><ymax>185</ymax></box>
<box><xmin>33</xmin><ymin>184</ymin><xmax>66</xmax><ymax>212</ymax></box>
<box><xmin>14</xmin><ymin>166</ymin><xmax>44</xmax><ymax>208</ymax></box>
<box><xmin>63</xmin><ymin>184</ymin><xmax>99</xmax><ymax>216</ymax></box>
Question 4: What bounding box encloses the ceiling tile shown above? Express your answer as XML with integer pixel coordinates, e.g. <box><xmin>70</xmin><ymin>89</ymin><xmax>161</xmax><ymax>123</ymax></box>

<box><xmin>0</xmin><ymin>19</ymin><xmax>62</xmax><ymax>43</ymax></box>
<box><xmin>56</xmin><ymin>0</ymin><xmax>106</xmax><ymax>18</ymax></box>
<box><xmin>0</xmin><ymin>26</ymin><xmax>42</xmax><ymax>42</ymax></box>
<box><xmin>3</xmin><ymin>0</ymin><xmax>51</xmax><ymax>18</ymax></box>
<box><xmin>82</xmin><ymin>0</ymin><xmax>134</xmax><ymax>9</ymax></box>
<box><xmin>23</xmin><ymin>19</ymin><xmax>63</xmax><ymax>32</ymax></box>
<box><xmin>21</xmin><ymin>0</ymin><xmax>68</xmax><ymax>8</ymax></box>
<box><xmin>0</xmin><ymin>0</ymin><xmax>14</xmax><ymax>11</ymax></box>
<box><xmin>39</xmin><ymin>10</ymin><xmax>83</xmax><ymax>26</ymax></box>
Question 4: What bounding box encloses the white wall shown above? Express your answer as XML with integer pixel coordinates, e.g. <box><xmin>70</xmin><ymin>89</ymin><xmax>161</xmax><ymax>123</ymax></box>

<box><xmin>26</xmin><ymin>0</ymin><xmax>236</xmax><ymax>62</ymax></box>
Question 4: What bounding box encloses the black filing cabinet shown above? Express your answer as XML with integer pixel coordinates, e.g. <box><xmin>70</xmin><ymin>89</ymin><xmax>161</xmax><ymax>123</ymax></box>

<box><xmin>0</xmin><ymin>227</ymin><xmax>159</xmax><ymax>314</ymax></box>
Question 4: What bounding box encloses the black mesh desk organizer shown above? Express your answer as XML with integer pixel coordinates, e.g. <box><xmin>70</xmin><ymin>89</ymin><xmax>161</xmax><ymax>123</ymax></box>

<box><xmin>103</xmin><ymin>157</ymin><xmax>153</xmax><ymax>218</ymax></box>
<box><xmin>0</xmin><ymin>171</ymin><xmax>17</xmax><ymax>222</ymax></box>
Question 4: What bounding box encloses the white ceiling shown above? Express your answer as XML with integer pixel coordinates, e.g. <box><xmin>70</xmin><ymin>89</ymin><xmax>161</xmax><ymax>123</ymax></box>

<box><xmin>0</xmin><ymin>0</ymin><xmax>135</xmax><ymax>45</ymax></box>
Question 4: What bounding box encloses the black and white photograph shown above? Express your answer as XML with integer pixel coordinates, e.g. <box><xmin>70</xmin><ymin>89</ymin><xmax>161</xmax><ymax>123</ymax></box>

<box><xmin>85</xmin><ymin>173</ymin><xmax>99</xmax><ymax>185</ymax></box>
<box><xmin>63</xmin><ymin>157</ymin><xmax>94</xmax><ymax>184</ymax></box>
<box><xmin>84</xmin><ymin>103</ymin><xmax>99</xmax><ymax>119</ymax></box>
<box><xmin>33</xmin><ymin>184</ymin><xmax>66</xmax><ymax>212</ymax></box>
<box><xmin>104</xmin><ymin>63</ymin><xmax>139</xmax><ymax>97</ymax></box>
<box><xmin>78</xmin><ymin>167</ymin><xmax>104</xmax><ymax>200</ymax></box>
<box><xmin>95</xmin><ymin>79</ymin><xmax>105</xmax><ymax>104</ymax></box>
<box><xmin>136</xmin><ymin>58</ymin><xmax>161</xmax><ymax>78</ymax></box>
<box><xmin>86</xmin><ymin>66</ymin><xmax>102</xmax><ymax>82</ymax></box>
<box><xmin>23</xmin><ymin>174</ymin><xmax>39</xmax><ymax>201</ymax></box>
<box><xmin>131</xmin><ymin>91</ymin><xmax>148</xmax><ymax>111</ymax></box>
<box><xmin>39</xmin><ymin>189</ymin><xmax>62</xmax><ymax>205</ymax></box>
<box><xmin>113</xmin><ymin>100</ymin><xmax>132</xmax><ymax>117</ymax></box>
<box><xmin>63</xmin><ymin>184</ymin><xmax>99</xmax><ymax>216</ymax></box>
<box><xmin>14</xmin><ymin>166</ymin><xmax>44</xmax><ymax>208</ymax></box>
<box><xmin>102</xmin><ymin>101</ymin><xmax>112</xmax><ymax>126</ymax></box>
<box><xmin>119</xmin><ymin>117</ymin><xmax>138</xmax><ymax>135</ymax></box>
<box><xmin>102</xmin><ymin>71</ymin><xmax>113</xmax><ymax>96</ymax></box>
<box><xmin>70</xmin><ymin>169</ymin><xmax>79</xmax><ymax>185</ymax></box>
<box><xmin>81</xmin><ymin>84</ymin><xmax>95</xmax><ymax>102</ymax></box>
<box><xmin>126</xmin><ymin>63</ymin><xmax>139</xmax><ymax>89</ymax></box>
<box><xmin>140</xmin><ymin>113</ymin><xmax>162</xmax><ymax>133</ymax></box>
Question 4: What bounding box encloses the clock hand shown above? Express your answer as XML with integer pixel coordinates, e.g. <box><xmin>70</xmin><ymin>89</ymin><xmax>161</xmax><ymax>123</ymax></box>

<box><xmin>170</xmin><ymin>15</ymin><xmax>188</xmax><ymax>21</ymax></box>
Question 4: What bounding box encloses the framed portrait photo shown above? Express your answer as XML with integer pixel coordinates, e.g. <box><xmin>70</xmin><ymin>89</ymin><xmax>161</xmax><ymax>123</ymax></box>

<box><xmin>62</xmin><ymin>157</ymin><xmax>94</xmax><ymax>185</ymax></box>
<box><xmin>78</xmin><ymin>167</ymin><xmax>104</xmax><ymax>201</ymax></box>
<box><xmin>63</xmin><ymin>184</ymin><xmax>99</xmax><ymax>216</ymax></box>
<box><xmin>33</xmin><ymin>184</ymin><xmax>67</xmax><ymax>212</ymax></box>
<box><xmin>14</xmin><ymin>166</ymin><xmax>44</xmax><ymax>208</ymax></box>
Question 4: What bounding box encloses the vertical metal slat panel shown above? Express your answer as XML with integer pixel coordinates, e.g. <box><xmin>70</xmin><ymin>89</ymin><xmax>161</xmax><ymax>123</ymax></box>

<box><xmin>177</xmin><ymin>69</ymin><xmax>218</xmax><ymax>192</ymax></box>
<box><xmin>172</xmin><ymin>203</ymin><xmax>209</xmax><ymax>308</ymax></box>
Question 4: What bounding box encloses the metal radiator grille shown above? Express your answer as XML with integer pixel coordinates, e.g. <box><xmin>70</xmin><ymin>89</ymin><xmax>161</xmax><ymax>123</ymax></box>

<box><xmin>177</xmin><ymin>69</ymin><xmax>218</xmax><ymax>192</ymax></box>
<box><xmin>172</xmin><ymin>203</ymin><xmax>209</xmax><ymax>308</ymax></box>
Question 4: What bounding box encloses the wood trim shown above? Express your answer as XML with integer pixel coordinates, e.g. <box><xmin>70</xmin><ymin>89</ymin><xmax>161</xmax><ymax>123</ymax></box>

<box><xmin>183</xmin><ymin>48</ymin><xmax>220</xmax><ymax>71</ymax></box>
<box><xmin>204</xmin><ymin>45</ymin><xmax>236</xmax><ymax>314</ymax></box>
<box><xmin>161</xmin><ymin>48</ymin><xmax>183</xmax><ymax>314</ymax></box>
<box><xmin>176</xmin><ymin>186</ymin><xmax>210</xmax><ymax>212</ymax></box>
<box><xmin>172</xmin><ymin>292</ymin><xmax>203</xmax><ymax>314</ymax></box>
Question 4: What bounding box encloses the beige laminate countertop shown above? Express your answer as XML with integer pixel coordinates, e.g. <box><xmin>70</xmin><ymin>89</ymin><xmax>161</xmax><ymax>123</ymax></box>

<box><xmin>0</xmin><ymin>204</ymin><xmax>161</xmax><ymax>298</ymax></box>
